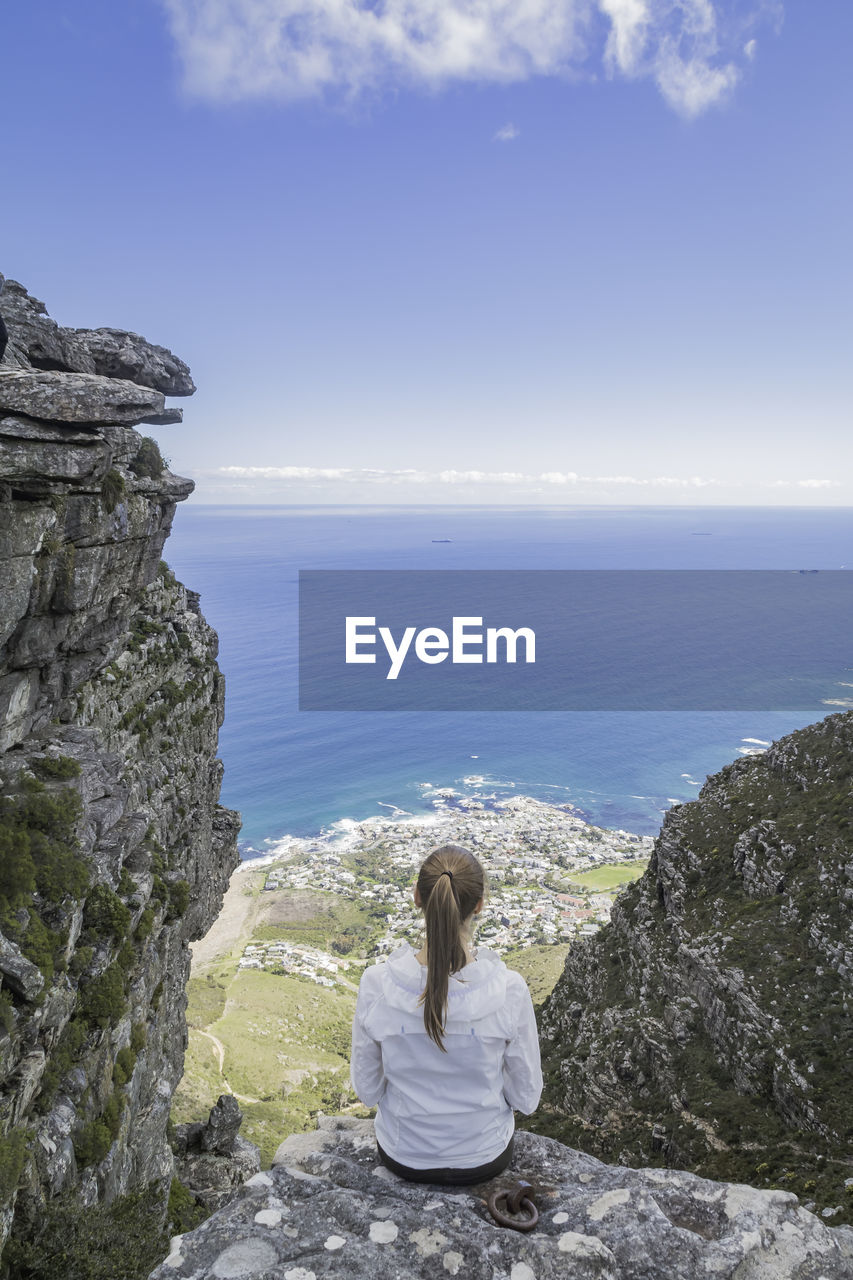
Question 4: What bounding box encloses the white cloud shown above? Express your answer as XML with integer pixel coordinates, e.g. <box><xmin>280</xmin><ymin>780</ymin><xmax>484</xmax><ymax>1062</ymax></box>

<box><xmin>765</xmin><ymin>478</ymin><xmax>840</xmax><ymax>490</ymax></box>
<box><xmin>494</xmin><ymin>122</ymin><xmax>520</xmax><ymax>140</ymax></box>
<box><xmin>216</xmin><ymin>464</ymin><xmax>723</xmax><ymax>488</ymax></box>
<box><xmin>743</xmin><ymin>37</ymin><xmax>757</xmax><ymax>59</ymax></box>
<box><xmin>160</xmin><ymin>0</ymin><xmax>771</xmax><ymax>115</ymax></box>
<box><xmin>599</xmin><ymin>0</ymin><xmax>649</xmax><ymax>75</ymax></box>
<box><xmin>655</xmin><ymin>46</ymin><xmax>739</xmax><ymax>118</ymax></box>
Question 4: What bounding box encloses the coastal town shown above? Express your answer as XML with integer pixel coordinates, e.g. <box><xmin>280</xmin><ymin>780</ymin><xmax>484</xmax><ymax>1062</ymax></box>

<box><xmin>236</xmin><ymin>789</ymin><xmax>653</xmax><ymax>988</ymax></box>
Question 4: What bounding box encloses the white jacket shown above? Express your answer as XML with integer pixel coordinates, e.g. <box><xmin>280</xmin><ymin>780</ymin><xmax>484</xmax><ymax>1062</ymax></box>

<box><xmin>350</xmin><ymin>942</ymin><xmax>543</xmax><ymax>1169</ymax></box>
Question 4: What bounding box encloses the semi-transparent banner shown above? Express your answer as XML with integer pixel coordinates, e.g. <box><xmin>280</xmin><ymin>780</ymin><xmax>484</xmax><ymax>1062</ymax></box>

<box><xmin>298</xmin><ymin>570</ymin><xmax>852</xmax><ymax>711</ymax></box>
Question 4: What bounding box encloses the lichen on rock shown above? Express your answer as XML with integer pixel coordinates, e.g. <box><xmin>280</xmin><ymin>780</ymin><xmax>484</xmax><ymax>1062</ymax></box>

<box><xmin>148</xmin><ymin>1115</ymin><xmax>853</xmax><ymax>1279</ymax></box>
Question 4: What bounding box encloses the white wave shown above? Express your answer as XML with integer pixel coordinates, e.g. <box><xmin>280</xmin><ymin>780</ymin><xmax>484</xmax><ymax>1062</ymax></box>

<box><xmin>235</xmin><ymin>848</ymin><xmax>294</xmax><ymax>873</ymax></box>
<box><xmin>741</xmin><ymin>737</ymin><xmax>771</xmax><ymax>746</ymax></box>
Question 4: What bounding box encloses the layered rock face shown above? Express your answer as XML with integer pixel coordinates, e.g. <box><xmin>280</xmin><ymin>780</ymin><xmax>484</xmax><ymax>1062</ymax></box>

<box><xmin>0</xmin><ymin>276</ymin><xmax>240</xmax><ymax>1255</ymax></box>
<box><xmin>149</xmin><ymin>1115</ymin><xmax>853</xmax><ymax>1279</ymax></box>
<box><xmin>536</xmin><ymin>713</ymin><xmax>853</xmax><ymax>1217</ymax></box>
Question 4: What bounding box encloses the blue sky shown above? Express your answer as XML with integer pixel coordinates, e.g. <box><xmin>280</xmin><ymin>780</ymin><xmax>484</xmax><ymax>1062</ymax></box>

<box><xmin>2</xmin><ymin>1</ymin><xmax>850</xmax><ymax>504</ymax></box>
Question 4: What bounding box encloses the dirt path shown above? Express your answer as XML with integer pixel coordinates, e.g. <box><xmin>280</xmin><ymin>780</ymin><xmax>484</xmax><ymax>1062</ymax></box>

<box><xmin>196</xmin><ymin>1028</ymin><xmax>263</xmax><ymax>1106</ymax></box>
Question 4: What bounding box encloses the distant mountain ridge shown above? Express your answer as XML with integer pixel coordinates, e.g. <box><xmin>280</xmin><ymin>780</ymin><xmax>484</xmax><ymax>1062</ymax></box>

<box><xmin>534</xmin><ymin>711</ymin><xmax>853</xmax><ymax>1222</ymax></box>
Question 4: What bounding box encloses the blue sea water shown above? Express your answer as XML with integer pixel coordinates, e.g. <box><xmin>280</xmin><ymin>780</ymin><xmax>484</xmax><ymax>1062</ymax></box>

<box><xmin>161</xmin><ymin>505</ymin><xmax>853</xmax><ymax>856</ymax></box>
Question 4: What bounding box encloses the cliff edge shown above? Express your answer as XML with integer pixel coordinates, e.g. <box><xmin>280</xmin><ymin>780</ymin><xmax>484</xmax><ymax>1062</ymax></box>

<box><xmin>0</xmin><ymin>275</ymin><xmax>242</xmax><ymax>1265</ymax></box>
<box><xmin>148</xmin><ymin>1114</ymin><xmax>853</xmax><ymax>1279</ymax></box>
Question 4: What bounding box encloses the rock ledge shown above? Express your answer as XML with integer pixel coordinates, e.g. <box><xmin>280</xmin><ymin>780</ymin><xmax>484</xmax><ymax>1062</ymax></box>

<box><xmin>148</xmin><ymin>1116</ymin><xmax>853</xmax><ymax>1279</ymax></box>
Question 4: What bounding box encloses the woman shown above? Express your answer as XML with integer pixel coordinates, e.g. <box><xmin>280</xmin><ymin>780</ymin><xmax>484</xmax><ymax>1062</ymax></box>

<box><xmin>350</xmin><ymin>844</ymin><xmax>543</xmax><ymax>1184</ymax></box>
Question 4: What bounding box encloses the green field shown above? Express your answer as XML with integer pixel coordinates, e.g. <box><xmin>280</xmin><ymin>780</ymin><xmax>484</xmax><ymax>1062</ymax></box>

<box><xmin>565</xmin><ymin>860</ymin><xmax>648</xmax><ymax>893</ymax></box>
<box><xmin>251</xmin><ymin>889</ymin><xmax>387</xmax><ymax>956</ymax></box>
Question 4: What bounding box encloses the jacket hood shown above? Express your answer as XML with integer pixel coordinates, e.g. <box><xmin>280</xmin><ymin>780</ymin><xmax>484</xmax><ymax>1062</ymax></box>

<box><xmin>379</xmin><ymin>942</ymin><xmax>509</xmax><ymax>1020</ymax></box>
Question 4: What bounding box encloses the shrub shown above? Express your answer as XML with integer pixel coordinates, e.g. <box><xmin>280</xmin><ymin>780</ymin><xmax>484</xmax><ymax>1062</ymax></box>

<box><xmin>83</xmin><ymin>884</ymin><xmax>131</xmax><ymax>943</ymax></box>
<box><xmin>19</xmin><ymin>909</ymin><xmax>64</xmax><ymax>982</ymax></box>
<box><xmin>100</xmin><ymin>469</ymin><xmax>126</xmax><ymax>512</ymax></box>
<box><xmin>167</xmin><ymin>1176</ymin><xmax>208</xmax><ymax>1236</ymax></box>
<box><xmin>2</xmin><ymin>1179</ymin><xmax>201</xmax><ymax>1280</ymax></box>
<box><xmin>130</xmin><ymin>1022</ymin><xmax>147</xmax><ymax>1054</ymax></box>
<box><xmin>0</xmin><ymin>821</ymin><xmax>36</xmax><ymax>907</ymax></box>
<box><xmin>129</xmin><ymin>437</ymin><xmax>164</xmax><ymax>480</ymax></box>
<box><xmin>70</xmin><ymin>944</ymin><xmax>94</xmax><ymax>977</ymax></box>
<box><xmin>32</xmin><ymin>755</ymin><xmax>81</xmax><ymax>781</ymax></box>
<box><xmin>0</xmin><ymin>1128</ymin><xmax>30</xmax><ymax>1203</ymax></box>
<box><xmin>0</xmin><ymin>990</ymin><xmax>15</xmax><ymax>1034</ymax></box>
<box><xmin>166</xmin><ymin>880</ymin><xmax>191</xmax><ymax>921</ymax></box>
<box><xmin>0</xmin><ymin>777</ymin><xmax>88</xmax><ymax>911</ymax></box>
<box><xmin>79</xmin><ymin>964</ymin><xmax>126</xmax><ymax>1030</ymax></box>
<box><xmin>157</xmin><ymin>559</ymin><xmax>177</xmax><ymax>586</ymax></box>
<box><xmin>73</xmin><ymin>1118</ymin><xmax>112</xmax><ymax>1168</ymax></box>
<box><xmin>135</xmin><ymin>906</ymin><xmax>155</xmax><ymax>941</ymax></box>
<box><xmin>33</xmin><ymin>1017</ymin><xmax>89</xmax><ymax>1113</ymax></box>
<box><xmin>113</xmin><ymin>1046</ymin><xmax>136</xmax><ymax>1087</ymax></box>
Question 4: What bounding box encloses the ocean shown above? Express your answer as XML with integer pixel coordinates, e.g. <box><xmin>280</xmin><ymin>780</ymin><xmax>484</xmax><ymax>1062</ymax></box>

<box><xmin>161</xmin><ymin>505</ymin><xmax>853</xmax><ymax>857</ymax></box>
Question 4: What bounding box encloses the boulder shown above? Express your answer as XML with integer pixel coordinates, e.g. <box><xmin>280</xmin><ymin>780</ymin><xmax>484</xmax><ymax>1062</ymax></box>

<box><xmin>0</xmin><ymin>932</ymin><xmax>44</xmax><ymax>1002</ymax></box>
<box><xmin>70</xmin><ymin>328</ymin><xmax>195</xmax><ymax>396</ymax></box>
<box><xmin>172</xmin><ymin>1095</ymin><xmax>261</xmax><ymax>1213</ymax></box>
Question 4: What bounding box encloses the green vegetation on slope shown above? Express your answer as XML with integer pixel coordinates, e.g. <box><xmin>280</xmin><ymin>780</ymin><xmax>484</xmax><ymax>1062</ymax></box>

<box><xmin>531</xmin><ymin>713</ymin><xmax>853</xmax><ymax>1225</ymax></box>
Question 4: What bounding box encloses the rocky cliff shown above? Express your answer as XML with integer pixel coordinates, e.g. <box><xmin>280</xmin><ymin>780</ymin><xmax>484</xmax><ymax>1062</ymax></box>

<box><xmin>535</xmin><ymin>712</ymin><xmax>853</xmax><ymax>1222</ymax></box>
<box><xmin>148</xmin><ymin>1114</ymin><xmax>853</xmax><ymax>1279</ymax></box>
<box><xmin>0</xmin><ymin>275</ymin><xmax>241</xmax><ymax>1266</ymax></box>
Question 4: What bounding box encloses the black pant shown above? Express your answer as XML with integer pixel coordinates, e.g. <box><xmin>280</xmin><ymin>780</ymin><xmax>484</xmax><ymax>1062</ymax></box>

<box><xmin>376</xmin><ymin>1135</ymin><xmax>514</xmax><ymax>1185</ymax></box>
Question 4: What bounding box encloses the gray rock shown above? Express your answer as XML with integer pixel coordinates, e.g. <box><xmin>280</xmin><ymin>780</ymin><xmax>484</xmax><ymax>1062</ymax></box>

<box><xmin>201</xmin><ymin>1094</ymin><xmax>245</xmax><ymax>1156</ymax></box>
<box><xmin>0</xmin><ymin>932</ymin><xmax>44</xmax><ymax>1001</ymax></box>
<box><xmin>173</xmin><ymin>1094</ymin><xmax>248</xmax><ymax>1159</ymax></box>
<box><xmin>70</xmin><ymin>328</ymin><xmax>195</xmax><ymax>396</ymax></box>
<box><xmin>171</xmin><ymin>1097</ymin><xmax>261</xmax><ymax>1212</ymax></box>
<box><xmin>0</xmin><ymin>274</ymin><xmax>240</xmax><ymax>1258</ymax></box>
<box><xmin>0</xmin><ymin>277</ymin><xmax>94</xmax><ymax>373</ymax></box>
<box><xmin>148</xmin><ymin>1116</ymin><xmax>853</xmax><ymax>1279</ymax></box>
<box><xmin>539</xmin><ymin>712</ymin><xmax>853</xmax><ymax>1192</ymax></box>
<box><xmin>0</xmin><ymin>368</ymin><xmax>179</xmax><ymax>427</ymax></box>
<box><xmin>175</xmin><ymin>1137</ymin><xmax>262</xmax><ymax>1215</ymax></box>
<box><xmin>0</xmin><ymin>278</ymin><xmax>193</xmax><ymax>396</ymax></box>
